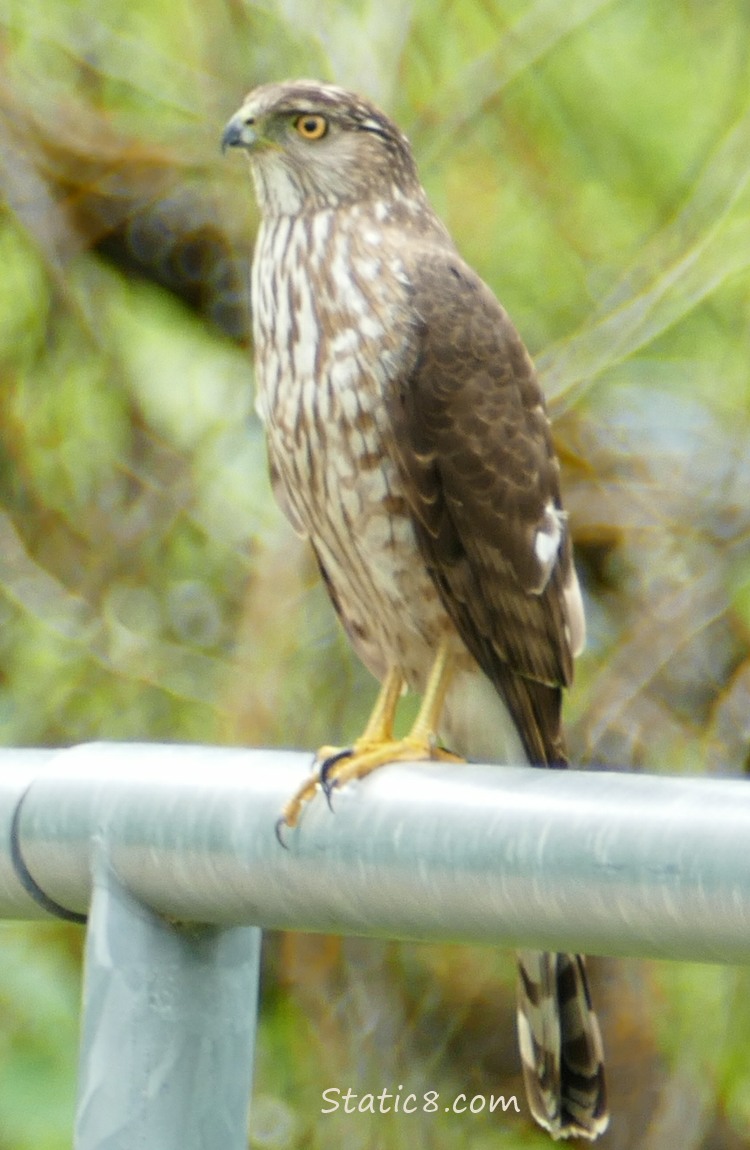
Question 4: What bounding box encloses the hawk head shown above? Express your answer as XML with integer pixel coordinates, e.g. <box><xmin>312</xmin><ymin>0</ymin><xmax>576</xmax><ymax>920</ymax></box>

<box><xmin>222</xmin><ymin>80</ymin><xmax>422</xmax><ymax>214</ymax></box>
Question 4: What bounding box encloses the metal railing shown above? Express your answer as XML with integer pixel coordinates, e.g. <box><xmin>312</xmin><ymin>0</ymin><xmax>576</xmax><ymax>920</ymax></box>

<box><xmin>1</xmin><ymin>743</ymin><xmax>749</xmax><ymax>1148</ymax></box>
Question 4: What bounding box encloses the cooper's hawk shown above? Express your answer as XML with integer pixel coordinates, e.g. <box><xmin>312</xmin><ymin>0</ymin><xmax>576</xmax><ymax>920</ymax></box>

<box><xmin>223</xmin><ymin>79</ymin><xmax>607</xmax><ymax>1141</ymax></box>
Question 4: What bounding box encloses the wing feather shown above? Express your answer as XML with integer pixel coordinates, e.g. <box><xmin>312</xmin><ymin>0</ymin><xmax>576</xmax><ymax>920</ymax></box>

<box><xmin>387</xmin><ymin>246</ymin><xmax>582</xmax><ymax>765</ymax></box>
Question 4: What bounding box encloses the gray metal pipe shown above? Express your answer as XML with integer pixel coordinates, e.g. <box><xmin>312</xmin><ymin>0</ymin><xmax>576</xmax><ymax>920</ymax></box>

<box><xmin>2</xmin><ymin>743</ymin><xmax>749</xmax><ymax>963</ymax></box>
<box><xmin>75</xmin><ymin>845</ymin><xmax>260</xmax><ymax>1150</ymax></box>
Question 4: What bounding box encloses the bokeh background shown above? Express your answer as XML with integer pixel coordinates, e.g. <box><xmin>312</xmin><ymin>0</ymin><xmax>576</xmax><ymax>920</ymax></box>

<box><xmin>1</xmin><ymin>0</ymin><xmax>750</xmax><ymax>1147</ymax></box>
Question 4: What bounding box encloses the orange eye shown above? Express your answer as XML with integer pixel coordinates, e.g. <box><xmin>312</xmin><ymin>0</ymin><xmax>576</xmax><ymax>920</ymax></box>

<box><xmin>294</xmin><ymin>114</ymin><xmax>328</xmax><ymax>140</ymax></box>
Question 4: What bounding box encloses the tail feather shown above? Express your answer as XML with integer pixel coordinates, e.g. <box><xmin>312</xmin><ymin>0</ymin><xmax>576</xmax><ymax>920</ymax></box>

<box><xmin>516</xmin><ymin>950</ymin><xmax>608</xmax><ymax>1140</ymax></box>
<box><xmin>442</xmin><ymin>678</ymin><xmax>608</xmax><ymax>1139</ymax></box>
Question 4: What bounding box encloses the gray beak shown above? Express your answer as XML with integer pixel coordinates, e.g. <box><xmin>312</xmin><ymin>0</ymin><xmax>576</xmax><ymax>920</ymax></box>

<box><xmin>221</xmin><ymin>115</ymin><xmax>256</xmax><ymax>154</ymax></box>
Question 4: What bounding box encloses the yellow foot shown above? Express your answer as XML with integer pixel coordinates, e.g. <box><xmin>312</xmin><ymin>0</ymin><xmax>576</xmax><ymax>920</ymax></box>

<box><xmin>320</xmin><ymin>735</ymin><xmax>463</xmax><ymax>797</ymax></box>
<box><xmin>275</xmin><ymin>640</ymin><xmax>460</xmax><ymax>846</ymax></box>
<box><xmin>275</xmin><ymin>736</ymin><xmax>463</xmax><ymax>846</ymax></box>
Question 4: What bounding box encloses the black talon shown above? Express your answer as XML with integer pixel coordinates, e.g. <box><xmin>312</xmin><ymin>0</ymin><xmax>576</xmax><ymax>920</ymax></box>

<box><xmin>320</xmin><ymin>748</ymin><xmax>353</xmax><ymax>807</ymax></box>
<box><xmin>320</xmin><ymin>748</ymin><xmax>352</xmax><ymax>782</ymax></box>
<box><xmin>320</xmin><ymin>747</ymin><xmax>352</xmax><ymax>782</ymax></box>
<box><xmin>274</xmin><ymin>815</ymin><xmax>291</xmax><ymax>849</ymax></box>
<box><xmin>322</xmin><ymin>777</ymin><xmax>337</xmax><ymax>811</ymax></box>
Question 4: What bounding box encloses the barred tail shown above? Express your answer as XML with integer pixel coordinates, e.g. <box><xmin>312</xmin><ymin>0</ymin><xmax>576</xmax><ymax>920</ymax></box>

<box><xmin>516</xmin><ymin>949</ymin><xmax>608</xmax><ymax>1140</ymax></box>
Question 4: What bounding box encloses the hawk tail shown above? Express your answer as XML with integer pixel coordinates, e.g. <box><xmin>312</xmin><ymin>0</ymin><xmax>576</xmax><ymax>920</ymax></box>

<box><xmin>516</xmin><ymin>949</ymin><xmax>608</xmax><ymax>1140</ymax></box>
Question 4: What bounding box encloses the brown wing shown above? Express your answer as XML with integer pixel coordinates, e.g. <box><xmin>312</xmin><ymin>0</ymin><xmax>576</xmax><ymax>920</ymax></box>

<box><xmin>387</xmin><ymin>246</ymin><xmax>579</xmax><ymax>766</ymax></box>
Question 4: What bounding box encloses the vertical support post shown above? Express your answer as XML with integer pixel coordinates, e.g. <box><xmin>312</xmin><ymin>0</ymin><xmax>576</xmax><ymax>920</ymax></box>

<box><xmin>75</xmin><ymin>844</ymin><xmax>261</xmax><ymax>1150</ymax></box>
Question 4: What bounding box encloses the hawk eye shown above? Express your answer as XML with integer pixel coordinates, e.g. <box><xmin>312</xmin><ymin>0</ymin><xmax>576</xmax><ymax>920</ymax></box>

<box><xmin>293</xmin><ymin>114</ymin><xmax>328</xmax><ymax>140</ymax></box>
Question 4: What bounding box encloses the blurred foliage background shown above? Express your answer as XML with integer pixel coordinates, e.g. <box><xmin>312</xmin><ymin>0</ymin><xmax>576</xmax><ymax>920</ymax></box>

<box><xmin>0</xmin><ymin>0</ymin><xmax>749</xmax><ymax>1147</ymax></box>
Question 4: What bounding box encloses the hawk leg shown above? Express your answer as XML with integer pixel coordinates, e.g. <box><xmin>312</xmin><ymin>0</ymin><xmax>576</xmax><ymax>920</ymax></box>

<box><xmin>277</xmin><ymin>641</ymin><xmax>463</xmax><ymax>838</ymax></box>
<box><xmin>318</xmin><ymin>663</ymin><xmax>406</xmax><ymax>764</ymax></box>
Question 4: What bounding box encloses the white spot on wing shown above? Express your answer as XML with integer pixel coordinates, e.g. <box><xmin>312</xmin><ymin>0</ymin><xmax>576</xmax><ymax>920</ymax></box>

<box><xmin>534</xmin><ymin>500</ymin><xmax>564</xmax><ymax>575</ymax></box>
<box><xmin>534</xmin><ymin>528</ymin><xmax>559</xmax><ymax>566</ymax></box>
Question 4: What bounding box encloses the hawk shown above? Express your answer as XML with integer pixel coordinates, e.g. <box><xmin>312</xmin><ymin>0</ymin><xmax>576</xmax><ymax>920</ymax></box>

<box><xmin>223</xmin><ymin>79</ymin><xmax>607</xmax><ymax>1141</ymax></box>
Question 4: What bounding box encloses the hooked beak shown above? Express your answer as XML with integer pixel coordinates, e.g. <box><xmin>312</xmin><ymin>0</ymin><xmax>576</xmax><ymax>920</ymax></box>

<box><xmin>221</xmin><ymin>112</ymin><xmax>257</xmax><ymax>154</ymax></box>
